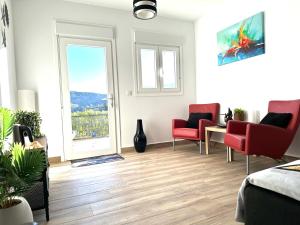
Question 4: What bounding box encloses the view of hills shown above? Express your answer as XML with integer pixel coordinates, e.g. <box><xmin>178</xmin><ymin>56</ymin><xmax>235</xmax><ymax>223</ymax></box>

<box><xmin>70</xmin><ymin>91</ymin><xmax>107</xmax><ymax>112</ymax></box>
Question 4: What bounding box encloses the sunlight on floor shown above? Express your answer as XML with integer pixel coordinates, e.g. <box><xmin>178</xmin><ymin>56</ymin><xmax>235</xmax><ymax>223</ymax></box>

<box><xmin>72</xmin><ymin>137</ymin><xmax>110</xmax><ymax>153</ymax></box>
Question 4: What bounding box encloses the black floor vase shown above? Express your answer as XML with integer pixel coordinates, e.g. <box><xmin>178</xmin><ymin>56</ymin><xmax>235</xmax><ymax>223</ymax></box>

<box><xmin>134</xmin><ymin>119</ymin><xmax>147</xmax><ymax>153</ymax></box>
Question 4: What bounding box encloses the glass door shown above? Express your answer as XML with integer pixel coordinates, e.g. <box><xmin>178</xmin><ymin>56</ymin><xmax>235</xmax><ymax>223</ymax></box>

<box><xmin>59</xmin><ymin>37</ymin><xmax>116</xmax><ymax>160</ymax></box>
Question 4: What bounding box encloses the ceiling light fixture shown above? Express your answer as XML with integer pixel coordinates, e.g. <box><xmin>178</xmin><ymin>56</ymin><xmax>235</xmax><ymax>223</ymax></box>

<box><xmin>133</xmin><ymin>0</ymin><xmax>157</xmax><ymax>20</ymax></box>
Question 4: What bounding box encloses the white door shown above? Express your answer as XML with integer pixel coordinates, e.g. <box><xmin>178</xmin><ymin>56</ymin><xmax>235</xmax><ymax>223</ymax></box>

<box><xmin>58</xmin><ymin>37</ymin><xmax>117</xmax><ymax>160</ymax></box>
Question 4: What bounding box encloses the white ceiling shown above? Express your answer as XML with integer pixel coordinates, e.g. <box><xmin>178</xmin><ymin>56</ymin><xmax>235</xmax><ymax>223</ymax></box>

<box><xmin>64</xmin><ymin>0</ymin><xmax>225</xmax><ymax>21</ymax></box>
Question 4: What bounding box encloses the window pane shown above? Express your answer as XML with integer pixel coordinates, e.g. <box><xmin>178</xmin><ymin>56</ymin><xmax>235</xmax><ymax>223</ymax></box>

<box><xmin>162</xmin><ymin>50</ymin><xmax>177</xmax><ymax>89</ymax></box>
<box><xmin>140</xmin><ymin>49</ymin><xmax>157</xmax><ymax>88</ymax></box>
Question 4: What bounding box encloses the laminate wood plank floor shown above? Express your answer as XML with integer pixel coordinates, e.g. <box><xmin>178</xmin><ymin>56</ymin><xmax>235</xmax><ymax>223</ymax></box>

<box><xmin>34</xmin><ymin>143</ymin><xmax>282</xmax><ymax>225</ymax></box>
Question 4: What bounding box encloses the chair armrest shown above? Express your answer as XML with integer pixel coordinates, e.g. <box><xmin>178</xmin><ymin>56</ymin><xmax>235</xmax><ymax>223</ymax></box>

<box><xmin>199</xmin><ymin>119</ymin><xmax>216</xmax><ymax>131</ymax></box>
<box><xmin>226</xmin><ymin>120</ymin><xmax>251</xmax><ymax>135</ymax></box>
<box><xmin>172</xmin><ymin>119</ymin><xmax>187</xmax><ymax>129</ymax></box>
<box><xmin>199</xmin><ymin>119</ymin><xmax>216</xmax><ymax>140</ymax></box>
<box><xmin>245</xmin><ymin>123</ymin><xmax>290</xmax><ymax>157</ymax></box>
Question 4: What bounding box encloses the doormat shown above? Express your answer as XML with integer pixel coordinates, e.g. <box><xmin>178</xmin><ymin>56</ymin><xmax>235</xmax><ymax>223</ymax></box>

<box><xmin>71</xmin><ymin>154</ymin><xmax>124</xmax><ymax>168</ymax></box>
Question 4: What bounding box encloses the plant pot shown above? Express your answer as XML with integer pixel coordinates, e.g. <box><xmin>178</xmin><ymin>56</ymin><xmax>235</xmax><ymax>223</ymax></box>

<box><xmin>134</xmin><ymin>119</ymin><xmax>147</xmax><ymax>153</ymax></box>
<box><xmin>234</xmin><ymin>112</ymin><xmax>245</xmax><ymax>121</ymax></box>
<box><xmin>0</xmin><ymin>197</ymin><xmax>33</xmax><ymax>225</ymax></box>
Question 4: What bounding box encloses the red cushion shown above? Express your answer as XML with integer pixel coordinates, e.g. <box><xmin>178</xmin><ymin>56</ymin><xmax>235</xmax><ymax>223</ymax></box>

<box><xmin>224</xmin><ymin>133</ymin><xmax>246</xmax><ymax>152</ymax></box>
<box><xmin>173</xmin><ymin>128</ymin><xmax>199</xmax><ymax>140</ymax></box>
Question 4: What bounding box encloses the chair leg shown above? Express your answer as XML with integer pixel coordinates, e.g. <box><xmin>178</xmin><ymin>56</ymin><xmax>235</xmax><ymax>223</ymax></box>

<box><xmin>227</xmin><ymin>147</ymin><xmax>233</xmax><ymax>162</ymax></box>
<box><xmin>230</xmin><ymin>148</ymin><xmax>234</xmax><ymax>161</ymax></box>
<box><xmin>42</xmin><ymin>170</ymin><xmax>50</xmax><ymax>221</ymax></box>
<box><xmin>46</xmin><ymin>204</ymin><xmax>50</xmax><ymax>221</ymax></box>
<box><xmin>246</xmin><ymin>155</ymin><xmax>250</xmax><ymax>175</ymax></box>
<box><xmin>173</xmin><ymin>139</ymin><xmax>175</xmax><ymax>151</ymax></box>
<box><xmin>199</xmin><ymin>140</ymin><xmax>202</xmax><ymax>154</ymax></box>
<box><xmin>226</xmin><ymin>146</ymin><xmax>229</xmax><ymax>163</ymax></box>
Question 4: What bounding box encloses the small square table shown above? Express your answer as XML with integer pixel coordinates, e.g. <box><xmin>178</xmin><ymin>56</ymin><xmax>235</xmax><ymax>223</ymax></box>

<box><xmin>205</xmin><ymin>125</ymin><xmax>227</xmax><ymax>155</ymax></box>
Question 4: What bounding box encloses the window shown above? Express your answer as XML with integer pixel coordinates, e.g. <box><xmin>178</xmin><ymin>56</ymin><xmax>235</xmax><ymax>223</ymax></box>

<box><xmin>135</xmin><ymin>44</ymin><xmax>181</xmax><ymax>95</ymax></box>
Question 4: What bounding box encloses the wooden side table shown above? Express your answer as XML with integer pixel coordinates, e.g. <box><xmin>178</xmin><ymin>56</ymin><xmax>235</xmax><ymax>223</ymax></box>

<box><xmin>205</xmin><ymin>125</ymin><xmax>227</xmax><ymax>158</ymax></box>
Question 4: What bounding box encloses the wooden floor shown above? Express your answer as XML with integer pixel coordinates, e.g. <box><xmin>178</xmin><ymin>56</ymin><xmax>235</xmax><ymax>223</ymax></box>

<box><xmin>34</xmin><ymin>143</ymin><xmax>281</xmax><ymax>225</ymax></box>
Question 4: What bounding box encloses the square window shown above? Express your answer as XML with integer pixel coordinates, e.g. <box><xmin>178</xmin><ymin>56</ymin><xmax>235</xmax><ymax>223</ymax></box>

<box><xmin>135</xmin><ymin>44</ymin><xmax>181</xmax><ymax>95</ymax></box>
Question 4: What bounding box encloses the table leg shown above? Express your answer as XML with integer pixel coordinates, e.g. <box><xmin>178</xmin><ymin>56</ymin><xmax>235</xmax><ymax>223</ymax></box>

<box><xmin>205</xmin><ymin>129</ymin><xmax>210</xmax><ymax>155</ymax></box>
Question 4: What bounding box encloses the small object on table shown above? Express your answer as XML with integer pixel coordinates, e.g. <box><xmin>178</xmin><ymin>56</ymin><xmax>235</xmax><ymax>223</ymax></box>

<box><xmin>224</xmin><ymin>108</ymin><xmax>233</xmax><ymax>124</ymax></box>
<box><xmin>217</xmin><ymin>123</ymin><xmax>227</xmax><ymax>128</ymax></box>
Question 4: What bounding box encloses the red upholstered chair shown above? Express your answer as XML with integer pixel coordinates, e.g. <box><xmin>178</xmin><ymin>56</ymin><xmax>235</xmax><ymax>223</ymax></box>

<box><xmin>172</xmin><ymin>103</ymin><xmax>220</xmax><ymax>154</ymax></box>
<box><xmin>224</xmin><ymin>100</ymin><xmax>300</xmax><ymax>174</ymax></box>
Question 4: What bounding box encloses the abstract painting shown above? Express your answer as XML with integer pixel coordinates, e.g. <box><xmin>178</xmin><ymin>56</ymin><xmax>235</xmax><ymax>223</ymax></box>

<box><xmin>217</xmin><ymin>12</ymin><xmax>265</xmax><ymax>66</ymax></box>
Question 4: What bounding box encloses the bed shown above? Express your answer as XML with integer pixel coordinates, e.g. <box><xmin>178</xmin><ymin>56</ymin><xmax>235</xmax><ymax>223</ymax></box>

<box><xmin>236</xmin><ymin>160</ymin><xmax>300</xmax><ymax>225</ymax></box>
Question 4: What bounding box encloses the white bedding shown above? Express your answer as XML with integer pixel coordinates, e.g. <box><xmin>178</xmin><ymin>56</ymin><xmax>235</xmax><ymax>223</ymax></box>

<box><xmin>236</xmin><ymin>160</ymin><xmax>300</xmax><ymax>223</ymax></box>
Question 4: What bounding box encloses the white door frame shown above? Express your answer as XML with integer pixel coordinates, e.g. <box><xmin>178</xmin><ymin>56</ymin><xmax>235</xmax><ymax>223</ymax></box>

<box><xmin>57</xmin><ymin>36</ymin><xmax>120</xmax><ymax>160</ymax></box>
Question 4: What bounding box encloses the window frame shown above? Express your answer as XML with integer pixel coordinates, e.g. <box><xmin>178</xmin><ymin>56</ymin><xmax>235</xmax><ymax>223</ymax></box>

<box><xmin>134</xmin><ymin>43</ymin><xmax>182</xmax><ymax>96</ymax></box>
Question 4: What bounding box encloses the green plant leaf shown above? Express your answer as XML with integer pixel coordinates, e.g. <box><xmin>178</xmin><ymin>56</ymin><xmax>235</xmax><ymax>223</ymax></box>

<box><xmin>0</xmin><ymin>108</ymin><xmax>15</xmax><ymax>152</ymax></box>
<box><xmin>0</xmin><ymin>143</ymin><xmax>46</xmax><ymax>208</ymax></box>
<box><xmin>11</xmin><ymin>143</ymin><xmax>46</xmax><ymax>184</ymax></box>
<box><xmin>0</xmin><ymin>108</ymin><xmax>45</xmax><ymax>208</ymax></box>
<box><xmin>234</xmin><ymin>108</ymin><xmax>245</xmax><ymax>114</ymax></box>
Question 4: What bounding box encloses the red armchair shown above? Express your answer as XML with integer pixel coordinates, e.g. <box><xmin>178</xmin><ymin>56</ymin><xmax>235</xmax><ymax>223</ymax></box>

<box><xmin>224</xmin><ymin>100</ymin><xmax>300</xmax><ymax>174</ymax></box>
<box><xmin>172</xmin><ymin>103</ymin><xmax>220</xmax><ymax>154</ymax></box>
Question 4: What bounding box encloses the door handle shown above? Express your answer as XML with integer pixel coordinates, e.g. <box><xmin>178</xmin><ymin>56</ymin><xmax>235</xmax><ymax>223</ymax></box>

<box><xmin>107</xmin><ymin>94</ymin><xmax>114</xmax><ymax>108</ymax></box>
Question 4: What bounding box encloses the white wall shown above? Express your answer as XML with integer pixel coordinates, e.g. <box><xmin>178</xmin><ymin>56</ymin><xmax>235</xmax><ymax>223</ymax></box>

<box><xmin>195</xmin><ymin>0</ymin><xmax>300</xmax><ymax>157</ymax></box>
<box><xmin>12</xmin><ymin>0</ymin><xmax>196</xmax><ymax>157</ymax></box>
<box><xmin>0</xmin><ymin>0</ymin><xmax>17</xmax><ymax>109</ymax></box>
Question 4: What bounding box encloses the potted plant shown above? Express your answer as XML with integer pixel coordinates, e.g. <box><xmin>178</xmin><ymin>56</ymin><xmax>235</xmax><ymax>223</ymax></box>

<box><xmin>234</xmin><ymin>108</ymin><xmax>246</xmax><ymax>121</ymax></box>
<box><xmin>0</xmin><ymin>108</ymin><xmax>45</xmax><ymax>225</ymax></box>
<box><xmin>14</xmin><ymin>110</ymin><xmax>43</xmax><ymax>138</ymax></box>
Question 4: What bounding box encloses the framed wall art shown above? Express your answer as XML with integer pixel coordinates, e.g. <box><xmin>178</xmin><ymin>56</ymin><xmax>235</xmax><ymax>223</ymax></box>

<box><xmin>217</xmin><ymin>12</ymin><xmax>265</xmax><ymax>66</ymax></box>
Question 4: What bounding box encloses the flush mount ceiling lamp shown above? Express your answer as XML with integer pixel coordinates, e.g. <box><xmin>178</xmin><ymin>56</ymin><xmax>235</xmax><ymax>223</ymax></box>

<box><xmin>133</xmin><ymin>0</ymin><xmax>157</xmax><ymax>20</ymax></box>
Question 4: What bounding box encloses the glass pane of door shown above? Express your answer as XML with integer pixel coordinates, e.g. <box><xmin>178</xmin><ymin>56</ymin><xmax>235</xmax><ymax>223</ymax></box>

<box><xmin>57</xmin><ymin>36</ymin><xmax>119</xmax><ymax>160</ymax></box>
<box><xmin>66</xmin><ymin>45</ymin><xmax>111</xmax><ymax>155</ymax></box>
